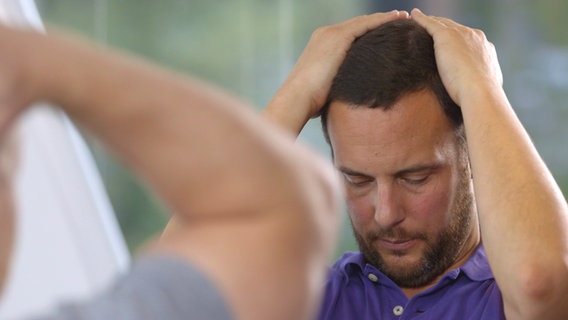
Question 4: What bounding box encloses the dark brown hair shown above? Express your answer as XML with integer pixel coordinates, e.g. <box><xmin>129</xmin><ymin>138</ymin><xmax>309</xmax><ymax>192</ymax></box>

<box><xmin>321</xmin><ymin>19</ymin><xmax>463</xmax><ymax>146</ymax></box>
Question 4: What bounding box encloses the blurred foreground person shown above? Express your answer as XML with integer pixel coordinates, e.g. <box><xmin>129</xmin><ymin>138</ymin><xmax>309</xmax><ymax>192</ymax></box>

<box><xmin>0</xmin><ymin>19</ymin><xmax>343</xmax><ymax>320</ymax></box>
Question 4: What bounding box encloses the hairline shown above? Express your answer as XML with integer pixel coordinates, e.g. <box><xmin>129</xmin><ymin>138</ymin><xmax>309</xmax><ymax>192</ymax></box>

<box><xmin>321</xmin><ymin>90</ymin><xmax>467</xmax><ymax>160</ymax></box>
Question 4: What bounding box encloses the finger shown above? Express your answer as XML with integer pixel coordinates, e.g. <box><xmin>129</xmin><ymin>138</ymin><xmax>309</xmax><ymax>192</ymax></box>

<box><xmin>411</xmin><ymin>8</ymin><xmax>451</xmax><ymax>34</ymax></box>
<box><xmin>339</xmin><ymin>10</ymin><xmax>410</xmax><ymax>40</ymax></box>
<box><xmin>411</xmin><ymin>8</ymin><xmax>465</xmax><ymax>33</ymax></box>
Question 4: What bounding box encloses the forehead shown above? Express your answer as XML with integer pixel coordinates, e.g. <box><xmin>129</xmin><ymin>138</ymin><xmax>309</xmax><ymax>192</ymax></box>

<box><xmin>327</xmin><ymin>89</ymin><xmax>457</xmax><ymax>173</ymax></box>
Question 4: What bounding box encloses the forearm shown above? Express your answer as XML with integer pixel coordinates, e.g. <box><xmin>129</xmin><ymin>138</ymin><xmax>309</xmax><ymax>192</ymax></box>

<box><xmin>23</xmin><ymin>30</ymin><xmax>307</xmax><ymax>220</ymax></box>
<box><xmin>262</xmin><ymin>81</ymin><xmax>313</xmax><ymax>137</ymax></box>
<box><xmin>462</xmin><ymin>86</ymin><xmax>568</xmax><ymax>318</ymax></box>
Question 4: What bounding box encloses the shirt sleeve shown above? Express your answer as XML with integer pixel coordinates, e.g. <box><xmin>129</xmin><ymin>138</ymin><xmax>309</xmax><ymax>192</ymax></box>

<box><xmin>24</xmin><ymin>255</ymin><xmax>234</xmax><ymax>320</ymax></box>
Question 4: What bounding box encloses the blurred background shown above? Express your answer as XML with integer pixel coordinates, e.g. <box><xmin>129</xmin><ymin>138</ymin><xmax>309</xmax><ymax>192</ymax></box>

<box><xmin>35</xmin><ymin>0</ymin><xmax>568</xmax><ymax>259</ymax></box>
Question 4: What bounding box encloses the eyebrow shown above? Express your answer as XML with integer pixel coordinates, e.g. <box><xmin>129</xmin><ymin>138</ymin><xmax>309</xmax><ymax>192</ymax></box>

<box><xmin>337</xmin><ymin>166</ymin><xmax>372</xmax><ymax>178</ymax></box>
<box><xmin>337</xmin><ymin>163</ymin><xmax>443</xmax><ymax>178</ymax></box>
<box><xmin>395</xmin><ymin>163</ymin><xmax>443</xmax><ymax>177</ymax></box>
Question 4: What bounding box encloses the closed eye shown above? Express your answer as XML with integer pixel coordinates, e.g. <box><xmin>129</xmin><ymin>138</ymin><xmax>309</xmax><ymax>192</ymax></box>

<box><xmin>343</xmin><ymin>174</ymin><xmax>373</xmax><ymax>187</ymax></box>
<box><xmin>396</xmin><ymin>164</ymin><xmax>441</xmax><ymax>187</ymax></box>
<box><xmin>338</xmin><ymin>166</ymin><xmax>375</xmax><ymax>188</ymax></box>
<box><xmin>402</xmin><ymin>175</ymin><xmax>430</xmax><ymax>185</ymax></box>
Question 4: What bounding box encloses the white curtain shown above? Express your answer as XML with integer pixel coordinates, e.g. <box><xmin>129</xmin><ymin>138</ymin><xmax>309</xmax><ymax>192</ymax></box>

<box><xmin>0</xmin><ymin>0</ymin><xmax>129</xmax><ymax>318</ymax></box>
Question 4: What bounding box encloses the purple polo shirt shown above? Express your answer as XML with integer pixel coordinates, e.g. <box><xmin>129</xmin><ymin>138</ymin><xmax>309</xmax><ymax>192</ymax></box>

<box><xmin>318</xmin><ymin>245</ymin><xmax>505</xmax><ymax>319</ymax></box>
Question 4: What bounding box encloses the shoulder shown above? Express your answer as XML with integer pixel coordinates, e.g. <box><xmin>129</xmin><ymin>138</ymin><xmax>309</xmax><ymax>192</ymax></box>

<box><xmin>111</xmin><ymin>255</ymin><xmax>234</xmax><ymax>319</ymax></box>
<box><xmin>35</xmin><ymin>255</ymin><xmax>234</xmax><ymax>320</ymax></box>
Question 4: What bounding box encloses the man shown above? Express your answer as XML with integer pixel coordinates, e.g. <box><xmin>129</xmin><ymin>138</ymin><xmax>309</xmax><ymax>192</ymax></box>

<box><xmin>264</xmin><ymin>9</ymin><xmax>568</xmax><ymax>319</ymax></box>
<box><xmin>0</xmin><ymin>19</ymin><xmax>344</xmax><ymax>319</ymax></box>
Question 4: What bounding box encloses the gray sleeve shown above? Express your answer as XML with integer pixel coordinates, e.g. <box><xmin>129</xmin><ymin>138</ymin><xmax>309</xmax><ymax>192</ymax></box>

<box><xmin>26</xmin><ymin>256</ymin><xmax>233</xmax><ymax>320</ymax></box>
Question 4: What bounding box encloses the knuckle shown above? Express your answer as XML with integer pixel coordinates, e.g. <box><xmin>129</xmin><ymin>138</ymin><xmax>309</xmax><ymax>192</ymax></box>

<box><xmin>473</xmin><ymin>28</ymin><xmax>487</xmax><ymax>39</ymax></box>
<box><xmin>311</xmin><ymin>25</ymin><xmax>334</xmax><ymax>40</ymax></box>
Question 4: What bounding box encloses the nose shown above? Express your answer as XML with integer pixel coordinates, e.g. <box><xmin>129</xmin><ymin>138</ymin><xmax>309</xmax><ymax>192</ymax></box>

<box><xmin>374</xmin><ymin>182</ymin><xmax>404</xmax><ymax>229</ymax></box>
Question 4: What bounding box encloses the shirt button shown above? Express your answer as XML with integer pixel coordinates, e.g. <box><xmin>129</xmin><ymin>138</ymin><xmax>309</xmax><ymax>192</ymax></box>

<box><xmin>393</xmin><ymin>305</ymin><xmax>404</xmax><ymax>316</ymax></box>
<box><xmin>367</xmin><ymin>273</ymin><xmax>378</xmax><ymax>282</ymax></box>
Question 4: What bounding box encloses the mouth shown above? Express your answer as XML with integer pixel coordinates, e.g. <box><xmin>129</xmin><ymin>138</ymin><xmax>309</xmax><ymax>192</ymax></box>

<box><xmin>377</xmin><ymin>238</ymin><xmax>417</xmax><ymax>252</ymax></box>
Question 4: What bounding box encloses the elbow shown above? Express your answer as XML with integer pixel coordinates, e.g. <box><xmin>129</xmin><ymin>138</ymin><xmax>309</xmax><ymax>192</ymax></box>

<box><xmin>508</xmin><ymin>260</ymin><xmax>568</xmax><ymax>319</ymax></box>
<box><xmin>298</xmin><ymin>154</ymin><xmax>342</xmax><ymax>245</ymax></box>
<box><xmin>285</xmin><ymin>148</ymin><xmax>342</xmax><ymax>259</ymax></box>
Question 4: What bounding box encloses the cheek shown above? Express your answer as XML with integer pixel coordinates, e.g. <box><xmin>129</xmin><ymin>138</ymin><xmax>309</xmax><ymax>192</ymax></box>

<box><xmin>345</xmin><ymin>195</ymin><xmax>374</xmax><ymax>231</ymax></box>
<box><xmin>408</xmin><ymin>181</ymin><xmax>454</xmax><ymax>228</ymax></box>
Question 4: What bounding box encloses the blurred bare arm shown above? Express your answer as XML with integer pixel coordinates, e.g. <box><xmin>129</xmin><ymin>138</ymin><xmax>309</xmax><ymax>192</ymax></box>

<box><xmin>0</xmin><ymin>26</ymin><xmax>341</xmax><ymax>320</ymax></box>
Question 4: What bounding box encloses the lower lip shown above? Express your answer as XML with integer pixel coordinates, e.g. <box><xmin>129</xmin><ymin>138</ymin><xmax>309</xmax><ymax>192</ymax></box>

<box><xmin>377</xmin><ymin>239</ymin><xmax>417</xmax><ymax>251</ymax></box>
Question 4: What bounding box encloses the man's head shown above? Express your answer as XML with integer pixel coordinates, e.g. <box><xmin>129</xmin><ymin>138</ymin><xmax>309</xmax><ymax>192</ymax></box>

<box><xmin>321</xmin><ymin>19</ymin><xmax>462</xmax><ymax>147</ymax></box>
<box><xmin>322</xmin><ymin>19</ymin><xmax>478</xmax><ymax>289</ymax></box>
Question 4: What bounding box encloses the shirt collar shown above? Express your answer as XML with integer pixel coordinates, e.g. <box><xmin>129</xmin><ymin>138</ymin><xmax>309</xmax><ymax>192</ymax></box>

<box><xmin>457</xmin><ymin>244</ymin><xmax>494</xmax><ymax>281</ymax></box>
<box><xmin>336</xmin><ymin>251</ymin><xmax>366</xmax><ymax>277</ymax></box>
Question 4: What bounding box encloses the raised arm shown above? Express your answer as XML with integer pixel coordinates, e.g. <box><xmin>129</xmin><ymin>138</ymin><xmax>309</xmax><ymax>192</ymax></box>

<box><xmin>0</xmin><ymin>26</ymin><xmax>341</xmax><ymax>320</ymax></box>
<box><xmin>263</xmin><ymin>10</ymin><xmax>409</xmax><ymax>135</ymax></box>
<box><xmin>412</xmin><ymin>8</ymin><xmax>568</xmax><ymax>319</ymax></box>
